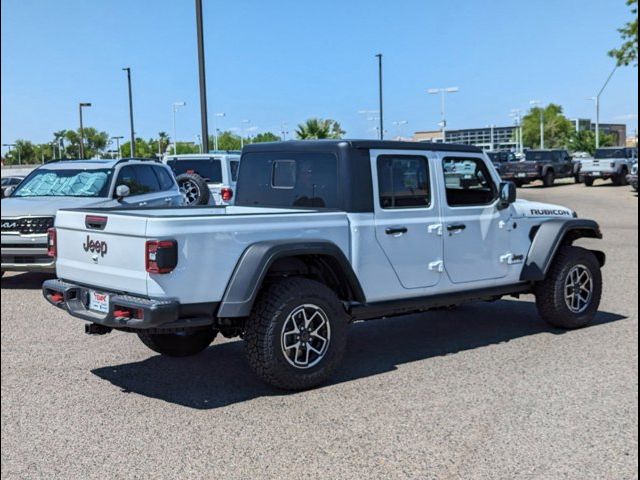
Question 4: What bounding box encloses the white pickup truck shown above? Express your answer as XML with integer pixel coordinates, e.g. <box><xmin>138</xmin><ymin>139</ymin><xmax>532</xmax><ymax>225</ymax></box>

<box><xmin>43</xmin><ymin>140</ymin><xmax>605</xmax><ymax>390</ymax></box>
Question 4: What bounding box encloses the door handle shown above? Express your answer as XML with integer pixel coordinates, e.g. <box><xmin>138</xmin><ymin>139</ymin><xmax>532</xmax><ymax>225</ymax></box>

<box><xmin>447</xmin><ymin>224</ymin><xmax>466</xmax><ymax>232</ymax></box>
<box><xmin>138</xmin><ymin>201</ymin><xmax>148</xmax><ymax>207</ymax></box>
<box><xmin>164</xmin><ymin>197</ymin><xmax>173</xmax><ymax>203</ymax></box>
<box><xmin>385</xmin><ymin>227</ymin><xmax>408</xmax><ymax>235</ymax></box>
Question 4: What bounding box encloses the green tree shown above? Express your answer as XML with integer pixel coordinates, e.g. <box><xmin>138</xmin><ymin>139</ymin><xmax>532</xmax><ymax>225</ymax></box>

<box><xmin>252</xmin><ymin>132</ymin><xmax>281</xmax><ymax>143</ymax></box>
<box><xmin>63</xmin><ymin>127</ymin><xmax>109</xmax><ymax>159</ymax></box>
<box><xmin>567</xmin><ymin>130</ymin><xmax>615</xmax><ymax>155</ymax></box>
<box><xmin>3</xmin><ymin>140</ymin><xmax>37</xmax><ymax>165</ymax></box>
<box><xmin>211</xmin><ymin>131</ymin><xmax>243</xmax><ymax>151</ymax></box>
<box><xmin>522</xmin><ymin>104</ymin><xmax>573</xmax><ymax>149</ymax></box>
<box><xmin>295</xmin><ymin>118</ymin><xmax>345</xmax><ymax>139</ymax></box>
<box><xmin>609</xmin><ymin>0</ymin><xmax>638</xmax><ymax>66</ymax></box>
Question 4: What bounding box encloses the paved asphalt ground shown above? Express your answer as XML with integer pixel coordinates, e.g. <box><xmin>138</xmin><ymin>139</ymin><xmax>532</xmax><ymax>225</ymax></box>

<box><xmin>2</xmin><ymin>181</ymin><xmax>638</xmax><ymax>479</ymax></box>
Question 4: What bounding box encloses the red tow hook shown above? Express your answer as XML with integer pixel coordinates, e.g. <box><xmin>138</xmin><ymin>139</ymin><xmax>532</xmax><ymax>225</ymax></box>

<box><xmin>113</xmin><ymin>309</ymin><xmax>131</xmax><ymax>319</ymax></box>
<box><xmin>50</xmin><ymin>292</ymin><xmax>64</xmax><ymax>304</ymax></box>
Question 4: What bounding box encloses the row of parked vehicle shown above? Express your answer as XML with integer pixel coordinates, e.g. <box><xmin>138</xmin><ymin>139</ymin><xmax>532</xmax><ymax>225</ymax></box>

<box><xmin>1</xmin><ymin>153</ymin><xmax>239</xmax><ymax>273</ymax></box>
<box><xmin>490</xmin><ymin>146</ymin><xmax>638</xmax><ymax>190</ymax></box>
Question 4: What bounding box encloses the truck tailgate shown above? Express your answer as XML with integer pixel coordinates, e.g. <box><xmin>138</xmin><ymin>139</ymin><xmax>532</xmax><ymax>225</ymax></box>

<box><xmin>55</xmin><ymin>210</ymin><xmax>150</xmax><ymax>296</ymax></box>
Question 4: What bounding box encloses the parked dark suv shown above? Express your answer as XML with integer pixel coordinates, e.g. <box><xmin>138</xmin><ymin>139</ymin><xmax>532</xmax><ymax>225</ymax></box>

<box><xmin>501</xmin><ymin>149</ymin><xmax>576</xmax><ymax>187</ymax></box>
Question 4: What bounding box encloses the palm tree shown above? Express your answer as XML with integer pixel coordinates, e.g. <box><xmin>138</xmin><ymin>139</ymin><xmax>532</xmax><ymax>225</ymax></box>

<box><xmin>295</xmin><ymin>118</ymin><xmax>345</xmax><ymax>140</ymax></box>
<box><xmin>158</xmin><ymin>131</ymin><xmax>170</xmax><ymax>155</ymax></box>
<box><xmin>52</xmin><ymin>130</ymin><xmax>67</xmax><ymax>158</ymax></box>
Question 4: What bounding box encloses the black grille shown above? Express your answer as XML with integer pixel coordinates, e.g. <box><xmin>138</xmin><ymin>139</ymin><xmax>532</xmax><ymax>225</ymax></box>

<box><xmin>1</xmin><ymin>217</ymin><xmax>54</xmax><ymax>235</ymax></box>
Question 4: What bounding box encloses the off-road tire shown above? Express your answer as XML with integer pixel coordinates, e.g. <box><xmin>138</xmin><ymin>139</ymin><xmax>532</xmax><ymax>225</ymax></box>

<box><xmin>534</xmin><ymin>246</ymin><xmax>602</xmax><ymax>329</ymax></box>
<box><xmin>244</xmin><ymin>277</ymin><xmax>348</xmax><ymax>390</ymax></box>
<box><xmin>574</xmin><ymin>174</ymin><xmax>582</xmax><ymax>184</ymax></box>
<box><xmin>542</xmin><ymin>170</ymin><xmax>555</xmax><ymax>188</ymax></box>
<box><xmin>137</xmin><ymin>329</ymin><xmax>217</xmax><ymax>357</ymax></box>
<box><xmin>176</xmin><ymin>173</ymin><xmax>210</xmax><ymax>206</ymax></box>
<box><xmin>584</xmin><ymin>177</ymin><xmax>595</xmax><ymax>187</ymax></box>
<box><xmin>514</xmin><ymin>180</ymin><xmax>525</xmax><ymax>188</ymax></box>
<box><xmin>613</xmin><ymin>169</ymin><xmax>628</xmax><ymax>187</ymax></box>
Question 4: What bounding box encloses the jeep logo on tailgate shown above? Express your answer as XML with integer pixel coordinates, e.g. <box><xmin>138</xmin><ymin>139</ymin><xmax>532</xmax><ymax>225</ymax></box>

<box><xmin>83</xmin><ymin>235</ymin><xmax>108</xmax><ymax>257</ymax></box>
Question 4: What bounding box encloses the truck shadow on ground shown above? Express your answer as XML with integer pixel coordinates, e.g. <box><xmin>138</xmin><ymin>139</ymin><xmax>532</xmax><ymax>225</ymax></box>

<box><xmin>91</xmin><ymin>299</ymin><xmax>626</xmax><ymax>410</ymax></box>
<box><xmin>0</xmin><ymin>272</ymin><xmax>54</xmax><ymax>290</ymax></box>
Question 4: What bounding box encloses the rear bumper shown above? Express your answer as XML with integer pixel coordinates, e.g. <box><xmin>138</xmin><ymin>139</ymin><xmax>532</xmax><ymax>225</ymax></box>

<box><xmin>1</xmin><ymin>245</ymin><xmax>55</xmax><ymax>272</ymax></box>
<box><xmin>42</xmin><ymin>279</ymin><xmax>214</xmax><ymax>331</ymax></box>
<box><xmin>501</xmin><ymin>171</ymin><xmax>540</xmax><ymax>182</ymax></box>
<box><xmin>580</xmin><ymin>170</ymin><xmax>616</xmax><ymax>180</ymax></box>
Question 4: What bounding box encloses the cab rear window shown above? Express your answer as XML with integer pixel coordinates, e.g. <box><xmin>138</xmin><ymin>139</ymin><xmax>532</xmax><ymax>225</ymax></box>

<box><xmin>167</xmin><ymin>158</ymin><xmax>222</xmax><ymax>183</ymax></box>
<box><xmin>235</xmin><ymin>152</ymin><xmax>338</xmax><ymax>208</ymax></box>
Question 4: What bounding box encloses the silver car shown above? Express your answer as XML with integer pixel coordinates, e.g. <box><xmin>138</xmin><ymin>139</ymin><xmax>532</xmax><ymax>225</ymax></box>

<box><xmin>1</xmin><ymin>158</ymin><xmax>182</xmax><ymax>274</ymax></box>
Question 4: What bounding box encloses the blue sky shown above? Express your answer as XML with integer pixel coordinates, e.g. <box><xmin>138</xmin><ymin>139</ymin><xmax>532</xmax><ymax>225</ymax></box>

<box><xmin>1</xmin><ymin>0</ymin><xmax>638</xmax><ymax>148</ymax></box>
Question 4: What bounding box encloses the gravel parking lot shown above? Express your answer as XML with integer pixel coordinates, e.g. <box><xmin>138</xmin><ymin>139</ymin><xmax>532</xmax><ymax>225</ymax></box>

<box><xmin>2</xmin><ymin>181</ymin><xmax>637</xmax><ymax>479</ymax></box>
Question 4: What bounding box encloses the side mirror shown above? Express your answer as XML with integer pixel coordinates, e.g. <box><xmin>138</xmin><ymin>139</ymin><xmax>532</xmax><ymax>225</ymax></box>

<box><xmin>115</xmin><ymin>184</ymin><xmax>130</xmax><ymax>201</ymax></box>
<box><xmin>3</xmin><ymin>186</ymin><xmax>15</xmax><ymax>198</ymax></box>
<box><xmin>498</xmin><ymin>181</ymin><xmax>517</xmax><ymax>209</ymax></box>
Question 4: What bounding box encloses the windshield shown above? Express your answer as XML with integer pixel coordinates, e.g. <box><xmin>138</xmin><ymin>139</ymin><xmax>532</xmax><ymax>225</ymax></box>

<box><xmin>167</xmin><ymin>158</ymin><xmax>222</xmax><ymax>183</ymax></box>
<box><xmin>12</xmin><ymin>169</ymin><xmax>112</xmax><ymax>197</ymax></box>
<box><xmin>595</xmin><ymin>148</ymin><xmax>626</xmax><ymax>159</ymax></box>
<box><xmin>488</xmin><ymin>152</ymin><xmax>516</xmax><ymax>163</ymax></box>
<box><xmin>525</xmin><ymin>151</ymin><xmax>554</xmax><ymax>162</ymax></box>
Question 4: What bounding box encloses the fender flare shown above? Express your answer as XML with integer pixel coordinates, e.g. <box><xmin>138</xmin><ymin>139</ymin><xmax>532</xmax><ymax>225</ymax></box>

<box><xmin>520</xmin><ymin>219</ymin><xmax>604</xmax><ymax>282</ymax></box>
<box><xmin>217</xmin><ymin>239</ymin><xmax>366</xmax><ymax>318</ymax></box>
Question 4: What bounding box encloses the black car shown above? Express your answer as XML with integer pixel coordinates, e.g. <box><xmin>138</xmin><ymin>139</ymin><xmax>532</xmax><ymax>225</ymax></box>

<box><xmin>501</xmin><ymin>149</ymin><xmax>576</xmax><ymax>187</ymax></box>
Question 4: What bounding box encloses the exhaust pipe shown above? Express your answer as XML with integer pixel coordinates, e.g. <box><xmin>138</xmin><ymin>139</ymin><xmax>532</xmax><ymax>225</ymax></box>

<box><xmin>85</xmin><ymin>323</ymin><xmax>112</xmax><ymax>335</ymax></box>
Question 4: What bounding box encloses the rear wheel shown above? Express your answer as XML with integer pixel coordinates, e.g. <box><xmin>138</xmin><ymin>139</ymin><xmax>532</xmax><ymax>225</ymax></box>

<box><xmin>614</xmin><ymin>169</ymin><xmax>628</xmax><ymax>186</ymax></box>
<box><xmin>176</xmin><ymin>173</ymin><xmax>210</xmax><ymax>206</ymax></box>
<box><xmin>514</xmin><ymin>180</ymin><xmax>525</xmax><ymax>188</ymax></box>
<box><xmin>137</xmin><ymin>329</ymin><xmax>217</xmax><ymax>357</ymax></box>
<box><xmin>534</xmin><ymin>246</ymin><xmax>602</xmax><ymax>329</ymax></box>
<box><xmin>584</xmin><ymin>177</ymin><xmax>595</xmax><ymax>187</ymax></box>
<box><xmin>244</xmin><ymin>277</ymin><xmax>348</xmax><ymax>390</ymax></box>
<box><xmin>542</xmin><ymin>170</ymin><xmax>555</xmax><ymax>187</ymax></box>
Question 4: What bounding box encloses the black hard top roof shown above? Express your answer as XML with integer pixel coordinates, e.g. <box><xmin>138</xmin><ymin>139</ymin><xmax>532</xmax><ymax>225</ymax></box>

<box><xmin>242</xmin><ymin>139</ymin><xmax>482</xmax><ymax>154</ymax></box>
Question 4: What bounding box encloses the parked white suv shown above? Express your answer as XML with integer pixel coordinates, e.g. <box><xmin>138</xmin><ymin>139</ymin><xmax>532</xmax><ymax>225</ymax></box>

<box><xmin>163</xmin><ymin>153</ymin><xmax>240</xmax><ymax>206</ymax></box>
<box><xmin>580</xmin><ymin>147</ymin><xmax>638</xmax><ymax>186</ymax></box>
<box><xmin>1</xmin><ymin>158</ymin><xmax>181</xmax><ymax>274</ymax></box>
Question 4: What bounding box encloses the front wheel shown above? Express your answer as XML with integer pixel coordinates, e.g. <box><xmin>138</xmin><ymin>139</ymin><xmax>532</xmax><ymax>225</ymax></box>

<box><xmin>613</xmin><ymin>170</ymin><xmax>628</xmax><ymax>186</ymax></box>
<box><xmin>138</xmin><ymin>329</ymin><xmax>217</xmax><ymax>357</ymax></box>
<box><xmin>244</xmin><ymin>277</ymin><xmax>348</xmax><ymax>390</ymax></box>
<box><xmin>534</xmin><ymin>246</ymin><xmax>602</xmax><ymax>329</ymax></box>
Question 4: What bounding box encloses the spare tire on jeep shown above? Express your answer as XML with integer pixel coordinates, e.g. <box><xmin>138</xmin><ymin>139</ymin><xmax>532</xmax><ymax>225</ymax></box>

<box><xmin>176</xmin><ymin>173</ymin><xmax>210</xmax><ymax>206</ymax></box>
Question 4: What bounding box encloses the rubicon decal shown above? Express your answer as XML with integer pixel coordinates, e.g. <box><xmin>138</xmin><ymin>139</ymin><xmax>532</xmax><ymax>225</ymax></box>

<box><xmin>530</xmin><ymin>209</ymin><xmax>572</xmax><ymax>217</ymax></box>
<box><xmin>83</xmin><ymin>235</ymin><xmax>108</xmax><ymax>257</ymax></box>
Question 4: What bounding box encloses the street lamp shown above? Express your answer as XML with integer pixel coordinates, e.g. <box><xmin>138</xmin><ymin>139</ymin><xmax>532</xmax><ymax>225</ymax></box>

<box><xmin>172</xmin><ymin>101</ymin><xmax>186</xmax><ymax>154</ymax></box>
<box><xmin>589</xmin><ymin>65</ymin><xmax>618</xmax><ymax>149</ymax></box>
<box><xmin>427</xmin><ymin>87</ymin><xmax>459</xmax><ymax>143</ymax></box>
<box><xmin>281</xmin><ymin>121</ymin><xmax>289</xmax><ymax>141</ymax></box>
<box><xmin>213</xmin><ymin>112</ymin><xmax>226</xmax><ymax>151</ymax></box>
<box><xmin>510</xmin><ymin>109</ymin><xmax>523</xmax><ymax>153</ymax></box>
<box><xmin>78</xmin><ymin>102</ymin><xmax>92</xmax><ymax>159</ymax></box>
<box><xmin>240</xmin><ymin>119</ymin><xmax>251</xmax><ymax>148</ymax></box>
<box><xmin>122</xmin><ymin>68</ymin><xmax>136</xmax><ymax>157</ymax></box>
<box><xmin>358</xmin><ymin>110</ymin><xmax>379</xmax><ymax>139</ymax></box>
<box><xmin>2</xmin><ymin>143</ymin><xmax>19</xmax><ymax>165</ymax></box>
<box><xmin>375</xmin><ymin>53</ymin><xmax>384</xmax><ymax>140</ymax></box>
<box><xmin>529</xmin><ymin>100</ymin><xmax>544</xmax><ymax>149</ymax></box>
<box><xmin>111</xmin><ymin>136</ymin><xmax>124</xmax><ymax>159</ymax></box>
<box><xmin>392</xmin><ymin>120</ymin><xmax>408</xmax><ymax>140</ymax></box>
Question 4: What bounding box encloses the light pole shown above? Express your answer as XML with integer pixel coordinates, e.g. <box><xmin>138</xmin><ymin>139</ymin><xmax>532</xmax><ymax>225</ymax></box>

<box><xmin>281</xmin><ymin>121</ymin><xmax>289</xmax><ymax>141</ymax></box>
<box><xmin>196</xmin><ymin>134</ymin><xmax>202</xmax><ymax>153</ymax></box>
<box><xmin>510</xmin><ymin>109</ymin><xmax>523</xmax><ymax>153</ymax></box>
<box><xmin>172</xmin><ymin>101</ymin><xmax>186</xmax><ymax>154</ymax></box>
<box><xmin>122</xmin><ymin>67</ymin><xmax>136</xmax><ymax>157</ymax></box>
<box><xmin>358</xmin><ymin>110</ymin><xmax>379</xmax><ymax>138</ymax></box>
<box><xmin>195</xmin><ymin>0</ymin><xmax>210</xmax><ymax>153</ymax></box>
<box><xmin>393</xmin><ymin>120</ymin><xmax>408</xmax><ymax>139</ymax></box>
<box><xmin>589</xmin><ymin>65</ymin><xmax>618</xmax><ymax>149</ymax></box>
<box><xmin>375</xmin><ymin>53</ymin><xmax>384</xmax><ymax>140</ymax></box>
<box><xmin>240</xmin><ymin>119</ymin><xmax>251</xmax><ymax>148</ymax></box>
<box><xmin>2</xmin><ymin>143</ymin><xmax>19</xmax><ymax>165</ymax></box>
<box><xmin>111</xmin><ymin>136</ymin><xmax>123</xmax><ymax>159</ymax></box>
<box><xmin>213</xmin><ymin>112</ymin><xmax>225</xmax><ymax>151</ymax></box>
<box><xmin>427</xmin><ymin>87</ymin><xmax>459</xmax><ymax>142</ymax></box>
<box><xmin>529</xmin><ymin>100</ymin><xmax>544</xmax><ymax>149</ymax></box>
<box><xmin>78</xmin><ymin>102</ymin><xmax>92</xmax><ymax>159</ymax></box>
<box><xmin>488</xmin><ymin>124</ymin><xmax>495</xmax><ymax>151</ymax></box>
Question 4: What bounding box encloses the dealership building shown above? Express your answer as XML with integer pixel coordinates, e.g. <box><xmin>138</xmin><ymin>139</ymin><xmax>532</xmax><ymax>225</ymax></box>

<box><xmin>414</xmin><ymin>120</ymin><xmax>627</xmax><ymax>149</ymax></box>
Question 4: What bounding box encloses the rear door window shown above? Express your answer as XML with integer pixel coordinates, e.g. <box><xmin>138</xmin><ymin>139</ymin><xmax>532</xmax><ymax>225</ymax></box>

<box><xmin>153</xmin><ymin>166</ymin><xmax>175</xmax><ymax>191</ymax></box>
<box><xmin>167</xmin><ymin>158</ymin><xmax>222</xmax><ymax>183</ymax></box>
<box><xmin>133</xmin><ymin>165</ymin><xmax>160</xmax><ymax>193</ymax></box>
<box><xmin>376</xmin><ymin>155</ymin><xmax>430</xmax><ymax>209</ymax></box>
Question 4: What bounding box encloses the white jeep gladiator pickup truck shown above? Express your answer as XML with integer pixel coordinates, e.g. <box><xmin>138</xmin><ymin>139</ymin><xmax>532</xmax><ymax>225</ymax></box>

<box><xmin>43</xmin><ymin>140</ymin><xmax>605</xmax><ymax>390</ymax></box>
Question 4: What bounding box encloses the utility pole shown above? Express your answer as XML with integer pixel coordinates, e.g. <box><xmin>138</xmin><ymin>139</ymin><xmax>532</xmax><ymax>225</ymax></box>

<box><xmin>529</xmin><ymin>100</ymin><xmax>544</xmax><ymax>149</ymax></box>
<box><xmin>195</xmin><ymin>0</ymin><xmax>210</xmax><ymax>153</ymax></box>
<box><xmin>78</xmin><ymin>102</ymin><xmax>91</xmax><ymax>159</ymax></box>
<box><xmin>589</xmin><ymin>65</ymin><xmax>618</xmax><ymax>149</ymax></box>
<box><xmin>122</xmin><ymin>68</ymin><xmax>136</xmax><ymax>157</ymax></box>
<box><xmin>111</xmin><ymin>136</ymin><xmax>123</xmax><ymax>159</ymax></box>
<box><xmin>376</xmin><ymin>54</ymin><xmax>384</xmax><ymax>140</ymax></box>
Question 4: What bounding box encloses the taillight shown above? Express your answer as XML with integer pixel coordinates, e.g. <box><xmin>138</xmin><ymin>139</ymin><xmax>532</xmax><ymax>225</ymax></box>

<box><xmin>145</xmin><ymin>240</ymin><xmax>178</xmax><ymax>274</ymax></box>
<box><xmin>221</xmin><ymin>187</ymin><xmax>233</xmax><ymax>202</ymax></box>
<box><xmin>47</xmin><ymin>228</ymin><xmax>57</xmax><ymax>258</ymax></box>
